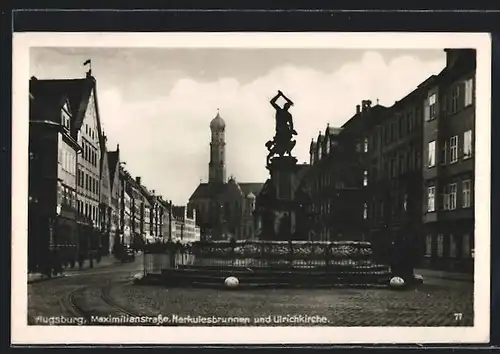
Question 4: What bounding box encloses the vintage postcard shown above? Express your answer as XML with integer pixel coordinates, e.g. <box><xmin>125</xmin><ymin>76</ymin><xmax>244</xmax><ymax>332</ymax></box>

<box><xmin>12</xmin><ymin>32</ymin><xmax>491</xmax><ymax>345</ymax></box>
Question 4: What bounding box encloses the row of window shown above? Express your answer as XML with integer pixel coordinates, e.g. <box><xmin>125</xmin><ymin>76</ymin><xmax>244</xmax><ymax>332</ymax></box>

<box><xmin>381</xmin><ymin>108</ymin><xmax>422</xmax><ymax>147</ymax></box>
<box><xmin>425</xmin><ymin>78</ymin><xmax>474</xmax><ymax>121</ymax></box>
<box><xmin>77</xmin><ymin>168</ymin><xmax>100</xmax><ymax>195</ymax></box>
<box><xmin>85</xmin><ymin>123</ymin><xmax>97</xmax><ymax>141</ymax></box>
<box><xmin>427</xmin><ymin>179</ymin><xmax>472</xmax><ymax>212</ymax></box>
<box><xmin>307</xmin><ymin>174</ymin><xmax>345</xmax><ymax>192</ymax></box>
<box><xmin>82</xmin><ymin>139</ymin><xmax>99</xmax><ymax>167</ymax></box>
<box><xmin>363</xmin><ymin>191</ymin><xmax>409</xmax><ymax>221</ymax></box>
<box><xmin>313</xmin><ymin>78</ymin><xmax>474</xmax><ymax>164</ymax></box>
<box><xmin>58</xmin><ymin>147</ymin><xmax>76</xmax><ymax>176</ymax></box>
<box><xmin>427</xmin><ymin>130</ymin><xmax>473</xmax><ymax>168</ymax></box>
<box><xmin>70</xmin><ymin>197</ymin><xmax>193</xmax><ymax>232</ymax></box>
<box><xmin>313</xmin><ymin>138</ymin><xmax>340</xmax><ymax>162</ymax></box>
<box><xmin>376</xmin><ymin>147</ymin><xmax>421</xmax><ymax>182</ymax></box>
<box><xmin>359</xmin><ymin>106</ymin><xmax>422</xmax><ymax>155</ymax></box>
<box><xmin>425</xmin><ymin>233</ymin><xmax>472</xmax><ymax>259</ymax></box>
<box><xmin>77</xmin><ymin>199</ymin><xmax>99</xmax><ymax>223</ymax></box>
<box><xmin>58</xmin><ymin>184</ymin><xmax>76</xmax><ymax>209</ymax></box>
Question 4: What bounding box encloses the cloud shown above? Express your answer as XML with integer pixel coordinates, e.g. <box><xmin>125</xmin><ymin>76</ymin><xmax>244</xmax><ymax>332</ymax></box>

<box><xmin>60</xmin><ymin>51</ymin><xmax>445</xmax><ymax>205</ymax></box>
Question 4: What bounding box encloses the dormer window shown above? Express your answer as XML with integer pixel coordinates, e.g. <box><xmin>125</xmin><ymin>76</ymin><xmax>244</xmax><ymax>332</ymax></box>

<box><xmin>61</xmin><ymin>103</ymin><xmax>71</xmax><ymax>130</ymax></box>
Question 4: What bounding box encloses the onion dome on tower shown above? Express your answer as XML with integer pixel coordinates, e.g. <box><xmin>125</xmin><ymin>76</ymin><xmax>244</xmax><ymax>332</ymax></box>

<box><xmin>210</xmin><ymin>109</ymin><xmax>226</xmax><ymax>130</ymax></box>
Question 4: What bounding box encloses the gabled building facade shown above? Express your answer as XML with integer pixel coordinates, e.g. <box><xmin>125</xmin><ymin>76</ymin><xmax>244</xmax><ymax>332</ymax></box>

<box><xmin>28</xmin><ymin>89</ymin><xmax>82</xmax><ymax>272</ymax></box>
<box><xmin>74</xmin><ymin>75</ymin><xmax>103</xmax><ymax>261</ymax></box>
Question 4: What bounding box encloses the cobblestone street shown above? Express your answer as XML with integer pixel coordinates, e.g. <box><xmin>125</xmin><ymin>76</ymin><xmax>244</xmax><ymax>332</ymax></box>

<box><xmin>28</xmin><ymin>255</ymin><xmax>473</xmax><ymax>327</ymax></box>
<box><xmin>109</xmin><ymin>278</ymin><xmax>473</xmax><ymax>326</ymax></box>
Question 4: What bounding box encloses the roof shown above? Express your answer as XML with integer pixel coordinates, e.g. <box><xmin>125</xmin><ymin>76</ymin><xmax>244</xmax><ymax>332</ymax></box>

<box><xmin>341</xmin><ymin>104</ymin><xmax>388</xmax><ymax>130</ymax></box>
<box><xmin>210</xmin><ymin>111</ymin><xmax>225</xmax><ymax>130</ymax></box>
<box><xmin>238</xmin><ymin>182</ymin><xmax>264</xmax><ymax>197</ymax></box>
<box><xmin>189</xmin><ymin>182</ymin><xmax>227</xmax><ymax>200</ymax></box>
<box><xmin>225</xmin><ymin>178</ymin><xmax>244</xmax><ymax>199</ymax></box>
<box><xmin>29</xmin><ymin>76</ymin><xmax>97</xmax><ymax>141</ymax></box>
<box><xmin>326</xmin><ymin>125</ymin><xmax>342</xmax><ymax>136</ymax></box>
<box><xmin>138</xmin><ymin>183</ymin><xmax>154</xmax><ymax>203</ymax></box>
<box><xmin>189</xmin><ymin>181</ymin><xmax>264</xmax><ymax>201</ymax></box>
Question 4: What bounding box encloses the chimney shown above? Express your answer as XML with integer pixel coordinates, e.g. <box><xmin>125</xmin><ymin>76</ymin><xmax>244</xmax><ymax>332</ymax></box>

<box><xmin>362</xmin><ymin>100</ymin><xmax>372</xmax><ymax>112</ymax></box>
<box><xmin>444</xmin><ymin>49</ymin><xmax>460</xmax><ymax>68</ymax></box>
<box><xmin>135</xmin><ymin>176</ymin><xmax>141</xmax><ymax>185</ymax></box>
<box><xmin>356</xmin><ymin>105</ymin><xmax>361</xmax><ymax>114</ymax></box>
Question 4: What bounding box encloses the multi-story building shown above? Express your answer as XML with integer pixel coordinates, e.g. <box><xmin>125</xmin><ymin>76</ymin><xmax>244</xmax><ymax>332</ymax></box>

<box><xmin>107</xmin><ymin>145</ymin><xmax>121</xmax><ymax>254</ymax></box>
<box><xmin>421</xmin><ymin>49</ymin><xmax>476</xmax><ymax>272</ymax></box>
<box><xmin>301</xmin><ymin>48</ymin><xmax>475</xmax><ymax>272</ymax></box>
<box><xmin>134</xmin><ymin>177</ymin><xmax>153</xmax><ymax>243</ymax></box>
<box><xmin>137</xmin><ymin>187</ymin><xmax>164</xmax><ymax>243</ymax></box>
<box><xmin>119</xmin><ymin>168</ymin><xmax>147</xmax><ymax>247</ymax></box>
<box><xmin>303</xmin><ymin>102</ymin><xmax>388</xmax><ymax>242</ymax></box>
<box><xmin>172</xmin><ymin>206</ymin><xmax>201</xmax><ymax>243</ymax></box>
<box><xmin>28</xmin><ymin>88</ymin><xmax>81</xmax><ymax>271</ymax></box>
<box><xmin>73</xmin><ymin>74</ymin><xmax>103</xmax><ymax>259</ymax></box>
<box><xmin>305</xmin><ymin>93</ymin><xmax>428</xmax><ymax>255</ymax></box>
<box><xmin>30</xmin><ymin>73</ymin><xmax>105</xmax><ymax>266</ymax></box>
<box><xmin>99</xmin><ymin>134</ymin><xmax>112</xmax><ymax>255</ymax></box>
<box><xmin>127</xmin><ymin>175</ymin><xmax>145</xmax><ymax>247</ymax></box>
<box><xmin>160</xmin><ymin>198</ymin><xmax>174</xmax><ymax>241</ymax></box>
<box><xmin>152</xmin><ymin>195</ymin><xmax>165</xmax><ymax>240</ymax></box>
<box><xmin>119</xmin><ymin>167</ymin><xmax>133</xmax><ymax>247</ymax></box>
<box><xmin>364</xmin><ymin>82</ymin><xmax>431</xmax><ymax>262</ymax></box>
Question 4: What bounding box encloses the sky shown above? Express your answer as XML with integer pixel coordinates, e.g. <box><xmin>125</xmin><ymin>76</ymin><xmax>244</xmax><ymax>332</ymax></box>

<box><xmin>30</xmin><ymin>47</ymin><xmax>446</xmax><ymax>205</ymax></box>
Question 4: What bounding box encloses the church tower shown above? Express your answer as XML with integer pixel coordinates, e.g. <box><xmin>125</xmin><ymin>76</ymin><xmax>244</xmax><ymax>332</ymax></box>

<box><xmin>209</xmin><ymin>110</ymin><xmax>226</xmax><ymax>184</ymax></box>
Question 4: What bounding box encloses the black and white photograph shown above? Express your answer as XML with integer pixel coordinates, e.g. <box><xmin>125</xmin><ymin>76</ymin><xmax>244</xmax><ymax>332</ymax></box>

<box><xmin>12</xmin><ymin>32</ymin><xmax>491</xmax><ymax>344</ymax></box>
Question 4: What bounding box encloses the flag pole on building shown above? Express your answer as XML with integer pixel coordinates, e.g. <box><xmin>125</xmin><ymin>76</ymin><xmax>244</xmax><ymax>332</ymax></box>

<box><xmin>83</xmin><ymin>59</ymin><xmax>92</xmax><ymax>77</ymax></box>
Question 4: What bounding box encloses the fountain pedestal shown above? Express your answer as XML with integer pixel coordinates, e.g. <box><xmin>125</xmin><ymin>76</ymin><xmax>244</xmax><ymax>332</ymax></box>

<box><xmin>255</xmin><ymin>156</ymin><xmax>308</xmax><ymax>241</ymax></box>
